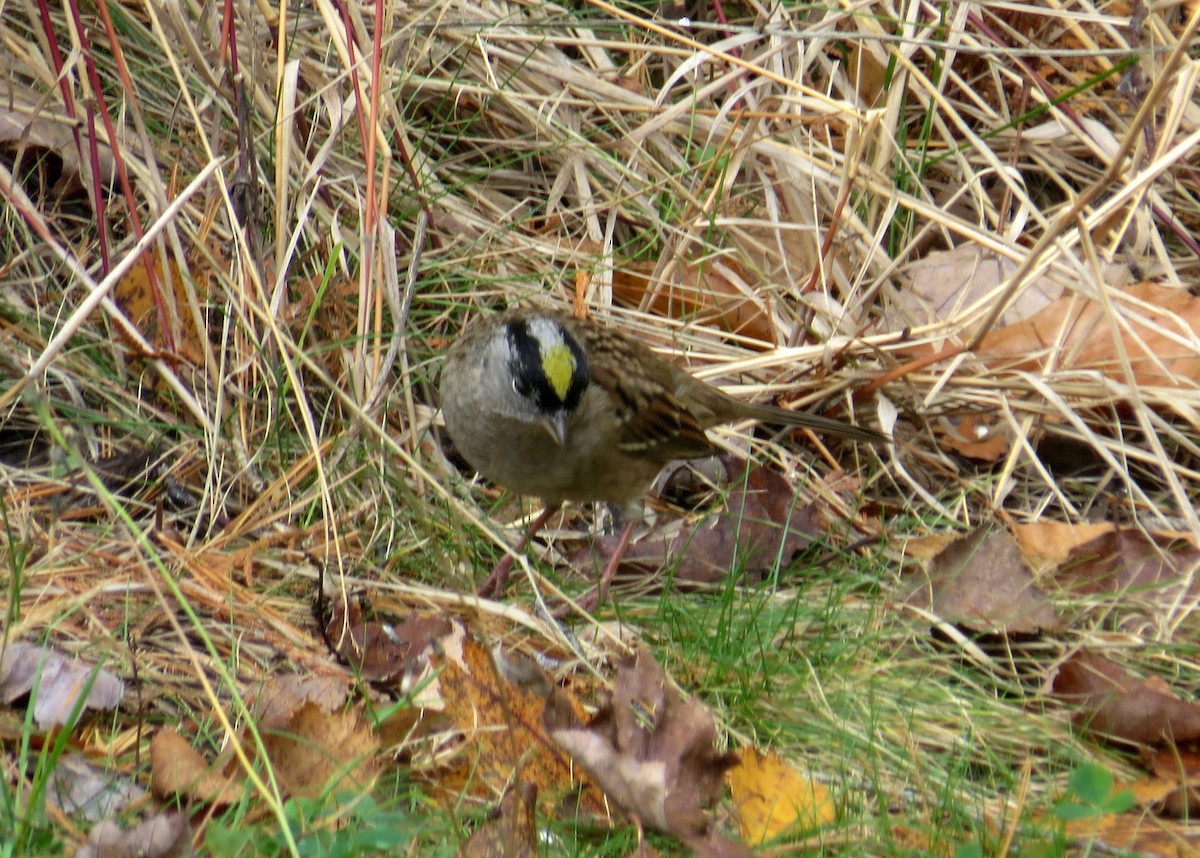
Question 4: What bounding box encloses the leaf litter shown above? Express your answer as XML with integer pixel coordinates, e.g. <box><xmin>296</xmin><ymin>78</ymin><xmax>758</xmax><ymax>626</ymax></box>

<box><xmin>5</xmin><ymin>0</ymin><xmax>1200</xmax><ymax>851</ymax></box>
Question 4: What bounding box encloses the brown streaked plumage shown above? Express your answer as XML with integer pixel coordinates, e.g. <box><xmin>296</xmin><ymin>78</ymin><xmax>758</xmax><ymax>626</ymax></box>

<box><xmin>439</xmin><ymin>307</ymin><xmax>885</xmax><ymax>597</ymax></box>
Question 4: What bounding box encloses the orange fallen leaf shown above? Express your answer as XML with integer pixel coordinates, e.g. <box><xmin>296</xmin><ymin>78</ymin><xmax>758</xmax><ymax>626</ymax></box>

<box><xmin>977</xmin><ymin>281</ymin><xmax>1200</xmax><ymax>388</ymax></box>
<box><xmin>729</xmin><ymin>749</ymin><xmax>834</xmax><ymax>844</ymax></box>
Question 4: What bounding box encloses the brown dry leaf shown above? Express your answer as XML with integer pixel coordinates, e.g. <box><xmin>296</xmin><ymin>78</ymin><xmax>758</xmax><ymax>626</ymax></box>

<box><xmin>1063</xmin><ymin>808</ymin><xmax>1200</xmax><ymax>855</ymax></box>
<box><xmin>904</xmin><ymin>526</ymin><xmax>1061</xmax><ymax>634</ymax></box>
<box><xmin>254</xmin><ymin>673</ymin><xmax>349</xmax><ymax>727</ymax></box>
<box><xmin>252</xmin><ymin>673</ymin><xmax>375</xmax><ymax>800</ymax></box>
<box><xmin>260</xmin><ymin>697</ymin><xmax>380</xmax><ymax>798</ymax></box>
<box><xmin>75</xmin><ymin>812</ymin><xmax>192</xmax><ymax>858</ymax></box>
<box><xmin>1050</xmin><ymin>529</ymin><xmax>1200</xmax><ymax>601</ymax></box>
<box><xmin>977</xmin><ymin>281</ymin><xmax>1200</xmax><ymax>387</ymax></box>
<box><xmin>1051</xmin><ymin>651</ymin><xmax>1200</xmax><ymax>745</ymax></box>
<box><xmin>582</xmin><ymin>463</ymin><xmax>820</xmax><ymax>589</ymax></box>
<box><xmin>611</xmin><ymin>260</ymin><xmax>776</xmax><ymax>344</ymax></box>
<box><xmin>1138</xmin><ymin>742</ymin><xmax>1200</xmax><ymax>817</ymax></box>
<box><xmin>0</xmin><ymin>642</ymin><xmax>124</xmax><ymax>729</ymax></box>
<box><xmin>729</xmin><ymin>749</ymin><xmax>834</xmax><ymax>844</ymax></box>
<box><xmin>843</xmin><ymin>40</ymin><xmax>887</xmax><ymax>106</ymax></box>
<box><xmin>433</xmin><ymin>619</ymin><xmax>602</xmax><ymax>814</ymax></box>
<box><xmin>0</xmin><ymin>99</ymin><xmax>119</xmax><ymax>186</ymax></box>
<box><xmin>457</xmin><ymin>782</ymin><xmax>538</xmax><ymax>858</ymax></box>
<box><xmin>542</xmin><ymin>648</ymin><xmax>741</xmax><ymax>849</ymax></box>
<box><xmin>887</xmin><ymin>245</ymin><xmax>1065</xmax><ymax>332</ymax></box>
<box><xmin>931</xmin><ymin>413</ymin><xmax>1009</xmax><ymax>462</ymax></box>
<box><xmin>149</xmin><ymin>727</ymin><xmax>243</xmax><ymax>806</ymax></box>
<box><xmin>898</xmin><ymin>532</ymin><xmax>960</xmax><ymax>563</ymax></box>
<box><xmin>325</xmin><ymin>599</ymin><xmax>453</xmax><ymax>687</ymax></box>
<box><xmin>1010</xmin><ymin>521</ymin><xmax>1121</xmax><ymax>572</ymax></box>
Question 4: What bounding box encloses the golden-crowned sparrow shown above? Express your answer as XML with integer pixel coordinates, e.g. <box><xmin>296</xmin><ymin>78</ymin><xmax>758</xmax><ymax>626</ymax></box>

<box><xmin>441</xmin><ymin>307</ymin><xmax>883</xmax><ymax>597</ymax></box>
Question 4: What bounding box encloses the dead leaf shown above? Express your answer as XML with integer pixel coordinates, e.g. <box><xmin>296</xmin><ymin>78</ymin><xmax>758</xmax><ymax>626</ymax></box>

<box><xmin>887</xmin><ymin>245</ymin><xmax>1065</xmax><ymax>332</ymax></box>
<box><xmin>432</xmin><ymin>619</ymin><xmax>601</xmax><ymax>814</ymax></box>
<box><xmin>457</xmin><ymin>782</ymin><xmax>538</xmax><ymax>858</ymax></box>
<box><xmin>46</xmin><ymin>753</ymin><xmax>146</xmax><ymax>824</ymax></box>
<box><xmin>729</xmin><ymin>749</ymin><xmax>834</xmax><ymax>843</ymax></box>
<box><xmin>150</xmin><ymin>727</ymin><xmax>243</xmax><ymax>806</ymax></box>
<box><xmin>75</xmin><ymin>812</ymin><xmax>192</xmax><ymax>858</ymax></box>
<box><xmin>977</xmin><ymin>281</ymin><xmax>1200</xmax><ymax>388</ymax></box>
<box><xmin>1010</xmin><ymin>521</ymin><xmax>1121</xmax><ymax>572</ymax></box>
<box><xmin>0</xmin><ymin>98</ymin><xmax>119</xmax><ymax>188</ymax></box>
<box><xmin>1139</xmin><ymin>742</ymin><xmax>1200</xmax><ymax>817</ymax></box>
<box><xmin>252</xmin><ymin>674</ymin><xmax>376</xmax><ymax>799</ymax></box>
<box><xmin>112</xmin><ymin>255</ymin><xmax>207</xmax><ymax>365</ymax></box>
<box><xmin>582</xmin><ymin>463</ymin><xmax>820</xmax><ymax>589</ymax></box>
<box><xmin>543</xmin><ymin>649</ymin><xmax>740</xmax><ymax>845</ymax></box>
<box><xmin>1052</xmin><ymin>651</ymin><xmax>1200</xmax><ymax>745</ymax></box>
<box><xmin>611</xmin><ymin>260</ymin><xmax>776</xmax><ymax>344</ymax></box>
<box><xmin>931</xmin><ymin>413</ymin><xmax>1009</xmax><ymax>462</ymax></box>
<box><xmin>904</xmin><ymin>527</ymin><xmax>1061</xmax><ymax>634</ymax></box>
<box><xmin>1051</xmin><ymin>529</ymin><xmax>1200</xmax><ymax>600</ymax></box>
<box><xmin>324</xmin><ymin>598</ymin><xmax>453</xmax><ymax>688</ymax></box>
<box><xmin>898</xmin><ymin>532</ymin><xmax>959</xmax><ymax>564</ymax></box>
<box><xmin>0</xmin><ymin>642</ymin><xmax>124</xmax><ymax>729</ymax></box>
<box><xmin>1062</xmin><ymin>805</ymin><xmax>1200</xmax><ymax>854</ymax></box>
<box><xmin>254</xmin><ymin>673</ymin><xmax>349</xmax><ymax>727</ymax></box>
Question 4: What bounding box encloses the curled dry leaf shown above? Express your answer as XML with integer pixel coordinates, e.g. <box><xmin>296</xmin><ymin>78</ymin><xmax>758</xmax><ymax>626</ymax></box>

<box><xmin>324</xmin><ymin>596</ymin><xmax>454</xmax><ymax>691</ymax></box>
<box><xmin>75</xmin><ymin>812</ymin><xmax>192</xmax><ymax>858</ymax></box>
<box><xmin>0</xmin><ymin>96</ymin><xmax>121</xmax><ymax>190</ymax></box>
<box><xmin>581</xmin><ymin>463</ymin><xmax>820</xmax><ymax>590</ymax></box>
<box><xmin>904</xmin><ymin>526</ymin><xmax>1060</xmax><ymax>634</ymax></box>
<box><xmin>542</xmin><ymin>649</ymin><xmax>741</xmax><ymax>848</ymax></box>
<box><xmin>1052</xmin><ymin>651</ymin><xmax>1200</xmax><ymax>746</ymax></box>
<box><xmin>0</xmin><ymin>642</ymin><xmax>124</xmax><ymax>729</ymax></box>
<box><xmin>931</xmin><ymin>413</ymin><xmax>1009</xmax><ymax>462</ymax></box>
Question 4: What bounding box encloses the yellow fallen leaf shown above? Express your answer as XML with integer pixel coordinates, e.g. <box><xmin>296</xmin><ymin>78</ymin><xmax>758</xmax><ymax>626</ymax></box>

<box><xmin>729</xmin><ymin>749</ymin><xmax>834</xmax><ymax>844</ymax></box>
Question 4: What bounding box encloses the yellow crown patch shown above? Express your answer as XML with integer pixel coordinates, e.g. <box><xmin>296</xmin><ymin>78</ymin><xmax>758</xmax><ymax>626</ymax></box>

<box><xmin>541</xmin><ymin>344</ymin><xmax>576</xmax><ymax>402</ymax></box>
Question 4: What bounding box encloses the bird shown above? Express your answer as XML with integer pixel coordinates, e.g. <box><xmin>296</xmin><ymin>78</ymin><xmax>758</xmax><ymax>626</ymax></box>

<box><xmin>440</xmin><ymin>306</ymin><xmax>885</xmax><ymax>600</ymax></box>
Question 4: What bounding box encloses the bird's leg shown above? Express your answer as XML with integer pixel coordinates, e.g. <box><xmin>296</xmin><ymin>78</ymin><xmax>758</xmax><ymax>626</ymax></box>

<box><xmin>560</xmin><ymin>505</ymin><xmax>639</xmax><ymax>616</ymax></box>
<box><xmin>595</xmin><ymin>516</ymin><xmax>636</xmax><ymax>606</ymax></box>
<box><xmin>476</xmin><ymin>503</ymin><xmax>561</xmax><ymax>599</ymax></box>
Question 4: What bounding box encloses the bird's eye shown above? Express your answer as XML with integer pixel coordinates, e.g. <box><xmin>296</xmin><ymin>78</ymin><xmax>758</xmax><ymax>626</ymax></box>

<box><xmin>513</xmin><ymin>376</ymin><xmax>532</xmax><ymax>398</ymax></box>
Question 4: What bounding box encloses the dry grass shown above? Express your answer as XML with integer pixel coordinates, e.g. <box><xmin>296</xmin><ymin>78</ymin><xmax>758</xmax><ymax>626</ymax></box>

<box><xmin>3</xmin><ymin>0</ymin><xmax>1200</xmax><ymax>853</ymax></box>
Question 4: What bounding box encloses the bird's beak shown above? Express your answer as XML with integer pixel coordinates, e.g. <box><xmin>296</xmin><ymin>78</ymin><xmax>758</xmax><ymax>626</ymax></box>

<box><xmin>541</xmin><ymin>411</ymin><xmax>569</xmax><ymax>447</ymax></box>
